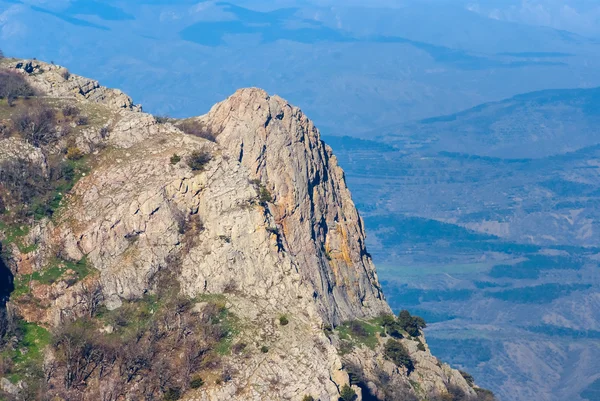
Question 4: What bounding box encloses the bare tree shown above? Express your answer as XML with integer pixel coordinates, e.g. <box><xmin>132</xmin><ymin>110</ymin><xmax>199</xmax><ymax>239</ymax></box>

<box><xmin>0</xmin><ymin>70</ymin><xmax>35</xmax><ymax>105</ymax></box>
<box><xmin>78</xmin><ymin>280</ymin><xmax>104</xmax><ymax>318</ymax></box>
<box><xmin>13</xmin><ymin>101</ymin><xmax>57</xmax><ymax>147</ymax></box>
<box><xmin>53</xmin><ymin>322</ymin><xmax>104</xmax><ymax>390</ymax></box>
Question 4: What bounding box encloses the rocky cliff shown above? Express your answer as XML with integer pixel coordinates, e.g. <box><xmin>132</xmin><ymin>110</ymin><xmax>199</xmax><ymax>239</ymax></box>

<box><xmin>0</xmin><ymin>59</ymin><xmax>489</xmax><ymax>401</ymax></box>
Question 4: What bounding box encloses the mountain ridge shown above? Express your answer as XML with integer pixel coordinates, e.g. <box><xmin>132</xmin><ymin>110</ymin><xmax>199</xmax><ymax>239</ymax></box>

<box><xmin>0</xmin><ymin>58</ymin><xmax>491</xmax><ymax>401</ymax></box>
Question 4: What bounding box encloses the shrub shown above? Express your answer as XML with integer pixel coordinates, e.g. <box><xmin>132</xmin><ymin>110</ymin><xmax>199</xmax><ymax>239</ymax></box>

<box><xmin>155</xmin><ymin>115</ymin><xmax>171</xmax><ymax>124</ymax></box>
<box><xmin>186</xmin><ymin>150</ymin><xmax>211</xmax><ymax>171</ymax></box>
<box><xmin>397</xmin><ymin>310</ymin><xmax>426</xmax><ymax>337</ymax></box>
<box><xmin>417</xmin><ymin>339</ymin><xmax>426</xmax><ymax>351</ymax></box>
<box><xmin>14</xmin><ymin>101</ymin><xmax>57</xmax><ymax>147</ymax></box>
<box><xmin>75</xmin><ymin>115</ymin><xmax>89</xmax><ymax>126</ymax></box>
<box><xmin>258</xmin><ymin>185</ymin><xmax>272</xmax><ymax>204</ymax></box>
<box><xmin>279</xmin><ymin>315</ymin><xmax>289</xmax><ymax>326</ymax></box>
<box><xmin>459</xmin><ymin>370</ymin><xmax>474</xmax><ymax>387</ymax></box>
<box><xmin>231</xmin><ymin>342</ymin><xmax>247</xmax><ymax>354</ymax></box>
<box><xmin>0</xmin><ymin>49</ymin><xmax>3</xmax><ymax>59</ymax></box>
<box><xmin>66</xmin><ymin>146</ymin><xmax>84</xmax><ymax>161</ymax></box>
<box><xmin>62</xmin><ymin>104</ymin><xmax>79</xmax><ymax>117</ymax></box>
<box><xmin>348</xmin><ymin>320</ymin><xmax>368</xmax><ymax>338</ymax></box>
<box><xmin>190</xmin><ymin>375</ymin><xmax>204</xmax><ymax>389</ymax></box>
<box><xmin>177</xmin><ymin>120</ymin><xmax>217</xmax><ymax>142</ymax></box>
<box><xmin>474</xmin><ymin>388</ymin><xmax>496</xmax><ymax>401</ymax></box>
<box><xmin>0</xmin><ymin>70</ymin><xmax>36</xmax><ymax>103</ymax></box>
<box><xmin>339</xmin><ymin>384</ymin><xmax>357</xmax><ymax>401</ymax></box>
<box><xmin>163</xmin><ymin>387</ymin><xmax>181</xmax><ymax>401</ymax></box>
<box><xmin>384</xmin><ymin>339</ymin><xmax>414</xmax><ymax>375</ymax></box>
<box><xmin>99</xmin><ymin>126</ymin><xmax>110</xmax><ymax>139</ymax></box>
<box><xmin>303</xmin><ymin>396</ymin><xmax>315</xmax><ymax>401</ymax></box>
<box><xmin>60</xmin><ymin>69</ymin><xmax>71</xmax><ymax>81</ymax></box>
<box><xmin>170</xmin><ymin>154</ymin><xmax>181</xmax><ymax>165</ymax></box>
<box><xmin>260</xmin><ymin>345</ymin><xmax>269</xmax><ymax>353</ymax></box>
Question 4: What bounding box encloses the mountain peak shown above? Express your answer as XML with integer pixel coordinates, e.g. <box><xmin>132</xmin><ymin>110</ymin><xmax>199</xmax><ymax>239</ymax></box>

<box><xmin>0</xmin><ymin>59</ymin><xmax>483</xmax><ymax>401</ymax></box>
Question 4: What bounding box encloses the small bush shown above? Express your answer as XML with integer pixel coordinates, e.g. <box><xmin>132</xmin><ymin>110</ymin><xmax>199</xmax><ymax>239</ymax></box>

<box><xmin>260</xmin><ymin>345</ymin><xmax>269</xmax><ymax>353</ymax></box>
<box><xmin>384</xmin><ymin>339</ymin><xmax>414</xmax><ymax>375</ymax></box>
<box><xmin>303</xmin><ymin>396</ymin><xmax>315</xmax><ymax>401</ymax></box>
<box><xmin>155</xmin><ymin>115</ymin><xmax>171</xmax><ymax>124</ymax></box>
<box><xmin>186</xmin><ymin>150</ymin><xmax>211</xmax><ymax>171</ymax></box>
<box><xmin>62</xmin><ymin>104</ymin><xmax>79</xmax><ymax>117</ymax></box>
<box><xmin>66</xmin><ymin>146</ymin><xmax>84</xmax><ymax>161</ymax></box>
<box><xmin>474</xmin><ymin>388</ymin><xmax>496</xmax><ymax>401</ymax></box>
<box><xmin>459</xmin><ymin>370</ymin><xmax>474</xmax><ymax>387</ymax></box>
<box><xmin>99</xmin><ymin>126</ymin><xmax>110</xmax><ymax>139</ymax></box>
<box><xmin>279</xmin><ymin>315</ymin><xmax>289</xmax><ymax>326</ymax></box>
<box><xmin>190</xmin><ymin>375</ymin><xmax>204</xmax><ymax>389</ymax></box>
<box><xmin>397</xmin><ymin>310</ymin><xmax>426</xmax><ymax>337</ymax></box>
<box><xmin>75</xmin><ymin>116</ymin><xmax>89</xmax><ymax>126</ymax></box>
<box><xmin>339</xmin><ymin>384</ymin><xmax>357</xmax><ymax>401</ymax></box>
<box><xmin>348</xmin><ymin>321</ymin><xmax>368</xmax><ymax>338</ymax></box>
<box><xmin>177</xmin><ymin>120</ymin><xmax>217</xmax><ymax>142</ymax></box>
<box><xmin>0</xmin><ymin>49</ymin><xmax>4</xmax><ymax>59</ymax></box>
<box><xmin>232</xmin><ymin>342</ymin><xmax>247</xmax><ymax>354</ymax></box>
<box><xmin>258</xmin><ymin>185</ymin><xmax>272</xmax><ymax>204</ymax></box>
<box><xmin>163</xmin><ymin>387</ymin><xmax>181</xmax><ymax>401</ymax></box>
<box><xmin>170</xmin><ymin>154</ymin><xmax>181</xmax><ymax>165</ymax></box>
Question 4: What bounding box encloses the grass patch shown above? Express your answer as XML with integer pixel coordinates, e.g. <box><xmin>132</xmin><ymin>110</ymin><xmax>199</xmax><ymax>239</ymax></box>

<box><xmin>12</xmin><ymin>256</ymin><xmax>93</xmax><ymax>297</ymax></box>
<box><xmin>336</xmin><ymin>319</ymin><xmax>384</xmax><ymax>350</ymax></box>
<box><xmin>1</xmin><ymin>322</ymin><xmax>51</xmax><ymax>384</ymax></box>
<box><xmin>0</xmin><ymin>221</ymin><xmax>37</xmax><ymax>254</ymax></box>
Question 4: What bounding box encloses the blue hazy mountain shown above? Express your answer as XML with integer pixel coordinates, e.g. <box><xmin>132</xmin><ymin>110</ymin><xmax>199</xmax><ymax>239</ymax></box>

<box><xmin>1</xmin><ymin>0</ymin><xmax>600</xmax><ymax>138</ymax></box>
<box><xmin>329</xmin><ymin>86</ymin><xmax>600</xmax><ymax>401</ymax></box>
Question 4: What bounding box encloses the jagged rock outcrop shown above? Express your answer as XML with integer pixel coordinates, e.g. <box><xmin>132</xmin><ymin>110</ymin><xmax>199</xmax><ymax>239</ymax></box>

<box><xmin>0</xmin><ymin>60</ymin><xmax>479</xmax><ymax>401</ymax></box>
<box><xmin>9</xmin><ymin>60</ymin><xmax>140</xmax><ymax>112</ymax></box>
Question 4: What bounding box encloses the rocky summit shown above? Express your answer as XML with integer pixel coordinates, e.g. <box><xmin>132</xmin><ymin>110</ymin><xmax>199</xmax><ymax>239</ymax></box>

<box><xmin>0</xmin><ymin>59</ymin><xmax>492</xmax><ymax>401</ymax></box>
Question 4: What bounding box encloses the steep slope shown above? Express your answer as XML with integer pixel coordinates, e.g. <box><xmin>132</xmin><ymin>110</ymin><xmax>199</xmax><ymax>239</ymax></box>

<box><xmin>0</xmin><ymin>59</ymin><xmax>483</xmax><ymax>401</ymax></box>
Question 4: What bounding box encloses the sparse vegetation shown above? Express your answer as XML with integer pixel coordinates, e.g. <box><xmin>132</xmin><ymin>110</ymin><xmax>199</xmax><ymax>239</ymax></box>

<box><xmin>258</xmin><ymin>184</ymin><xmax>272</xmax><ymax>204</ymax></box>
<box><xmin>303</xmin><ymin>396</ymin><xmax>315</xmax><ymax>401</ymax></box>
<box><xmin>75</xmin><ymin>115</ymin><xmax>89</xmax><ymax>126</ymax></box>
<box><xmin>397</xmin><ymin>310</ymin><xmax>427</xmax><ymax>337</ymax></box>
<box><xmin>260</xmin><ymin>345</ymin><xmax>269</xmax><ymax>353</ymax></box>
<box><xmin>384</xmin><ymin>339</ymin><xmax>414</xmax><ymax>375</ymax></box>
<box><xmin>0</xmin><ymin>70</ymin><xmax>36</xmax><ymax>106</ymax></box>
<box><xmin>66</xmin><ymin>146</ymin><xmax>84</xmax><ymax>160</ymax></box>
<box><xmin>339</xmin><ymin>384</ymin><xmax>357</xmax><ymax>401</ymax></box>
<box><xmin>279</xmin><ymin>315</ymin><xmax>289</xmax><ymax>326</ymax></box>
<box><xmin>170</xmin><ymin>154</ymin><xmax>181</xmax><ymax>165</ymax></box>
<box><xmin>14</xmin><ymin>101</ymin><xmax>57</xmax><ymax>147</ymax></box>
<box><xmin>190</xmin><ymin>375</ymin><xmax>204</xmax><ymax>389</ymax></box>
<box><xmin>62</xmin><ymin>104</ymin><xmax>80</xmax><ymax>117</ymax></box>
<box><xmin>459</xmin><ymin>370</ymin><xmax>475</xmax><ymax>387</ymax></box>
<box><xmin>177</xmin><ymin>119</ymin><xmax>217</xmax><ymax>142</ymax></box>
<box><xmin>335</xmin><ymin>319</ymin><xmax>383</xmax><ymax>352</ymax></box>
<box><xmin>186</xmin><ymin>150</ymin><xmax>211</xmax><ymax>171</ymax></box>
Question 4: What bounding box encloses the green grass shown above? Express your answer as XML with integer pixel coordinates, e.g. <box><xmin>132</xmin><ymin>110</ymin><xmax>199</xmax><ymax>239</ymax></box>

<box><xmin>1</xmin><ymin>322</ymin><xmax>51</xmax><ymax>384</ymax></box>
<box><xmin>12</xmin><ymin>256</ymin><xmax>93</xmax><ymax>297</ymax></box>
<box><xmin>215</xmin><ymin>310</ymin><xmax>241</xmax><ymax>355</ymax></box>
<box><xmin>336</xmin><ymin>319</ymin><xmax>385</xmax><ymax>350</ymax></box>
<box><xmin>0</xmin><ymin>221</ymin><xmax>37</xmax><ymax>254</ymax></box>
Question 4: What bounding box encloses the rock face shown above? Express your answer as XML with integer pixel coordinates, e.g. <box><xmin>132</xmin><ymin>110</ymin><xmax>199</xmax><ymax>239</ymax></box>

<box><xmin>201</xmin><ymin>88</ymin><xmax>389</xmax><ymax>323</ymax></box>
<box><xmin>0</xmin><ymin>60</ymin><xmax>478</xmax><ymax>401</ymax></box>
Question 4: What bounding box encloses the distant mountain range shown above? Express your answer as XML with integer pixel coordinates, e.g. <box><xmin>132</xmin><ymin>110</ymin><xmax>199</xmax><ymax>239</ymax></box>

<box><xmin>328</xmin><ymin>85</ymin><xmax>600</xmax><ymax>401</ymax></box>
<box><xmin>1</xmin><ymin>0</ymin><xmax>600</xmax><ymax>138</ymax></box>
